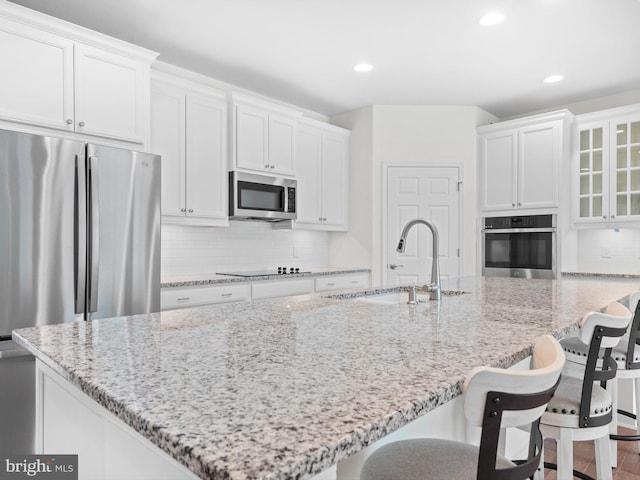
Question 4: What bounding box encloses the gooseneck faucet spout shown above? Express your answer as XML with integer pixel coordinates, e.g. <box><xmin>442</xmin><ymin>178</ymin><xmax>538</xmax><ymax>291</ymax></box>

<box><xmin>396</xmin><ymin>218</ymin><xmax>441</xmax><ymax>301</ymax></box>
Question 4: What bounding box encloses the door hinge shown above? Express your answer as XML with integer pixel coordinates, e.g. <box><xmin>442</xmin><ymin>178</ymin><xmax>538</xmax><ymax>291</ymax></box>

<box><xmin>457</xmin><ymin>181</ymin><xmax>463</xmax><ymax>192</ymax></box>
<box><xmin>457</xmin><ymin>248</ymin><xmax>460</xmax><ymax>257</ymax></box>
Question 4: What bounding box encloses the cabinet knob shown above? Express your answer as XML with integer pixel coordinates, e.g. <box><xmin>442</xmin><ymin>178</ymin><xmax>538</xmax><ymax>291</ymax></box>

<box><xmin>518</xmin><ymin>202</ymin><xmax>522</xmax><ymax>206</ymax></box>
<box><xmin>188</xmin><ymin>209</ymin><xmax>194</xmax><ymax>213</ymax></box>
<box><xmin>264</xmin><ymin>164</ymin><xmax>269</xmax><ymax>168</ymax></box>
<box><xmin>318</xmin><ymin>217</ymin><xmax>323</xmax><ymax>221</ymax></box>
<box><xmin>66</xmin><ymin>119</ymin><xmax>73</xmax><ymax>125</ymax></box>
<box><xmin>512</xmin><ymin>203</ymin><xmax>516</xmax><ymax>207</ymax></box>
<box><xmin>180</xmin><ymin>208</ymin><xmax>186</xmax><ymax>212</ymax></box>
<box><xmin>78</xmin><ymin>121</ymin><xmax>85</xmax><ymax>127</ymax></box>
<box><xmin>602</xmin><ymin>216</ymin><xmax>606</xmax><ymax>219</ymax></box>
<box><xmin>270</xmin><ymin>165</ymin><xmax>275</xmax><ymax>169</ymax></box>
<box><xmin>323</xmin><ymin>218</ymin><xmax>327</xmax><ymax>221</ymax></box>
<box><xmin>611</xmin><ymin>215</ymin><xmax>615</xmax><ymax>219</ymax></box>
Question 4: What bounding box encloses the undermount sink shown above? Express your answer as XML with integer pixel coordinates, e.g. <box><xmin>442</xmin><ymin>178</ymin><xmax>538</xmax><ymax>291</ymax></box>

<box><xmin>354</xmin><ymin>289</ymin><xmax>469</xmax><ymax>304</ymax></box>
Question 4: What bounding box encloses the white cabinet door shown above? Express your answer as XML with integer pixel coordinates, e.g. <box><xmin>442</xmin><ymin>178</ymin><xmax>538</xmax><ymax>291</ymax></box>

<box><xmin>236</xmin><ymin>104</ymin><xmax>269</xmax><ymax>172</ymax></box>
<box><xmin>185</xmin><ymin>94</ymin><xmax>227</xmax><ymax>219</ymax></box>
<box><xmin>74</xmin><ymin>44</ymin><xmax>145</xmax><ymax>143</ymax></box>
<box><xmin>518</xmin><ymin>122</ymin><xmax>558</xmax><ymax>209</ymax></box>
<box><xmin>0</xmin><ymin>18</ymin><xmax>74</xmax><ymax>131</ymax></box>
<box><xmin>150</xmin><ymin>83</ymin><xmax>186</xmax><ymax>217</ymax></box>
<box><xmin>479</xmin><ymin>131</ymin><xmax>517</xmax><ymax>211</ymax></box>
<box><xmin>321</xmin><ymin>132</ymin><xmax>348</xmax><ymax>228</ymax></box>
<box><xmin>295</xmin><ymin>125</ymin><xmax>323</xmax><ymax>224</ymax></box>
<box><xmin>268</xmin><ymin>114</ymin><xmax>296</xmax><ymax>175</ymax></box>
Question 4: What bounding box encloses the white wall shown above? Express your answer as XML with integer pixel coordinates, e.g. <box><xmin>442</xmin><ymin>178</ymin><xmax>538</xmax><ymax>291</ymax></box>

<box><xmin>331</xmin><ymin>105</ymin><xmax>497</xmax><ymax>286</ymax></box>
<box><xmin>161</xmin><ymin>222</ymin><xmax>329</xmax><ymax>281</ymax></box>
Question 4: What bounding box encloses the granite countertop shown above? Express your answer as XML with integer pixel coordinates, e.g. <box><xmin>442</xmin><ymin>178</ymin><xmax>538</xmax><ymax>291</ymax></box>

<box><xmin>161</xmin><ymin>268</ymin><xmax>370</xmax><ymax>288</ymax></box>
<box><xmin>13</xmin><ymin>276</ymin><xmax>640</xmax><ymax>480</ymax></box>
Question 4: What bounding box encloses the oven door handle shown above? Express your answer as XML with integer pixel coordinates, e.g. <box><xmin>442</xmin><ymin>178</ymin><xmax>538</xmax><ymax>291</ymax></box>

<box><xmin>481</xmin><ymin>227</ymin><xmax>557</xmax><ymax>234</ymax></box>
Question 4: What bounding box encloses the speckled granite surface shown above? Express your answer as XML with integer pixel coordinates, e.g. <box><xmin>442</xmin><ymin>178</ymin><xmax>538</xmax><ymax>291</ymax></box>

<box><xmin>562</xmin><ymin>271</ymin><xmax>640</xmax><ymax>279</ymax></box>
<box><xmin>161</xmin><ymin>268</ymin><xmax>370</xmax><ymax>288</ymax></box>
<box><xmin>12</xmin><ymin>276</ymin><xmax>640</xmax><ymax>480</ymax></box>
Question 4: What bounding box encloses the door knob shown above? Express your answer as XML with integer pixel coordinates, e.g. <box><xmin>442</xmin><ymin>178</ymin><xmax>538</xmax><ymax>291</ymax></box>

<box><xmin>389</xmin><ymin>264</ymin><xmax>404</xmax><ymax>270</ymax></box>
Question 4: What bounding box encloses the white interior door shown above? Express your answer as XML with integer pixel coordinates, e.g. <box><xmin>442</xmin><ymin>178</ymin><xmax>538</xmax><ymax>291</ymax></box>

<box><xmin>386</xmin><ymin>166</ymin><xmax>460</xmax><ymax>288</ymax></box>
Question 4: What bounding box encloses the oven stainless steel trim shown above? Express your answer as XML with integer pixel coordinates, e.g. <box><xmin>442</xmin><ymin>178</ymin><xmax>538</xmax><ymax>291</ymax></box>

<box><xmin>481</xmin><ymin>217</ymin><xmax>557</xmax><ymax>280</ymax></box>
<box><xmin>229</xmin><ymin>171</ymin><xmax>297</xmax><ymax>221</ymax></box>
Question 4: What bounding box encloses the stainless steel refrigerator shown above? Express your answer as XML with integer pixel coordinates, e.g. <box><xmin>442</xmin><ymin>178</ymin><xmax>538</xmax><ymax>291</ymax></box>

<box><xmin>0</xmin><ymin>128</ymin><xmax>160</xmax><ymax>453</ymax></box>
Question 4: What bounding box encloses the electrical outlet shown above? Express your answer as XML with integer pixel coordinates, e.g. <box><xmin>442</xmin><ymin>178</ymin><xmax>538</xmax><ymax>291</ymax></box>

<box><xmin>601</xmin><ymin>246</ymin><xmax>611</xmax><ymax>258</ymax></box>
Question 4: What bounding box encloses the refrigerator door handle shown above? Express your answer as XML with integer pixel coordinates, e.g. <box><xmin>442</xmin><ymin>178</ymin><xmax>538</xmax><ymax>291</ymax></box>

<box><xmin>74</xmin><ymin>154</ymin><xmax>87</xmax><ymax>315</ymax></box>
<box><xmin>88</xmin><ymin>155</ymin><xmax>100</xmax><ymax>313</ymax></box>
<box><xmin>0</xmin><ymin>347</ymin><xmax>31</xmax><ymax>359</ymax></box>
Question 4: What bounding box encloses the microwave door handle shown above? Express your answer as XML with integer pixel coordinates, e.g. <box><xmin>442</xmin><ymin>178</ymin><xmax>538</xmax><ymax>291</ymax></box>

<box><xmin>74</xmin><ymin>154</ymin><xmax>87</xmax><ymax>315</ymax></box>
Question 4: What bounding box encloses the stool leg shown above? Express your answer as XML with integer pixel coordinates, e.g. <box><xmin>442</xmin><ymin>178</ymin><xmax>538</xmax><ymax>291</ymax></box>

<box><xmin>556</xmin><ymin>429</ymin><xmax>573</xmax><ymax>480</ymax></box>
<box><xmin>533</xmin><ymin>444</ymin><xmax>544</xmax><ymax>480</ymax></box>
<box><xmin>595</xmin><ymin>434</ymin><xmax>613</xmax><ymax>480</ymax></box>
<box><xmin>635</xmin><ymin>377</ymin><xmax>640</xmax><ymax>454</ymax></box>
<box><xmin>610</xmin><ymin>377</ymin><xmax>618</xmax><ymax>467</ymax></box>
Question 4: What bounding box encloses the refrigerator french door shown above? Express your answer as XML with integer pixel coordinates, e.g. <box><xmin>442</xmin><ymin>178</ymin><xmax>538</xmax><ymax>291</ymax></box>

<box><xmin>0</xmin><ymin>129</ymin><xmax>160</xmax><ymax>454</ymax></box>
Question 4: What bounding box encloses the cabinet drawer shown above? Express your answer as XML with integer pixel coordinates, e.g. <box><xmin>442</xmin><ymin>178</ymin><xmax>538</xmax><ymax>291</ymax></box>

<box><xmin>315</xmin><ymin>274</ymin><xmax>370</xmax><ymax>292</ymax></box>
<box><xmin>251</xmin><ymin>279</ymin><xmax>314</xmax><ymax>300</ymax></box>
<box><xmin>161</xmin><ymin>284</ymin><xmax>250</xmax><ymax>310</ymax></box>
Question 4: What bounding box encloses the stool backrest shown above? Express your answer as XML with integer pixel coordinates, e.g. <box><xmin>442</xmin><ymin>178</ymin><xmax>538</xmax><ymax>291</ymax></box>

<box><xmin>462</xmin><ymin>335</ymin><xmax>564</xmax><ymax>480</ymax></box>
<box><xmin>620</xmin><ymin>290</ymin><xmax>640</xmax><ymax>370</ymax></box>
<box><xmin>579</xmin><ymin>300</ymin><xmax>632</xmax><ymax>347</ymax></box>
<box><xmin>577</xmin><ymin>301</ymin><xmax>631</xmax><ymax>428</ymax></box>
<box><xmin>462</xmin><ymin>335</ymin><xmax>565</xmax><ymax>429</ymax></box>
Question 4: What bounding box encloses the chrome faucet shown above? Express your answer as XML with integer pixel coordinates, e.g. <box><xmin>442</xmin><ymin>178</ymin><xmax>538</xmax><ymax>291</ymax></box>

<box><xmin>396</xmin><ymin>218</ymin><xmax>441</xmax><ymax>301</ymax></box>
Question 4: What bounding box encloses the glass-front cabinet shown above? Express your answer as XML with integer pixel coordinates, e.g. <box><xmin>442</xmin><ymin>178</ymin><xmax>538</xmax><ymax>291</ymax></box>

<box><xmin>576</xmin><ymin>105</ymin><xmax>640</xmax><ymax>225</ymax></box>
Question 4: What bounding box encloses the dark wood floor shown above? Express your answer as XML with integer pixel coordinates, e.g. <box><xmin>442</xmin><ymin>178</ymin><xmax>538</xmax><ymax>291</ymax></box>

<box><xmin>543</xmin><ymin>427</ymin><xmax>640</xmax><ymax>479</ymax></box>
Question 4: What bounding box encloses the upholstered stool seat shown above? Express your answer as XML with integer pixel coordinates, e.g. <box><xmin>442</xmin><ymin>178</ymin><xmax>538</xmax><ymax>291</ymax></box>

<box><xmin>361</xmin><ymin>335</ymin><xmax>565</xmax><ymax>480</ymax></box>
<box><xmin>543</xmin><ymin>376</ymin><xmax>612</xmax><ymax>428</ymax></box>
<box><xmin>360</xmin><ymin>438</ymin><xmax>516</xmax><ymax>480</ymax></box>
<box><xmin>561</xmin><ymin>335</ymin><xmax>640</xmax><ymax>364</ymax></box>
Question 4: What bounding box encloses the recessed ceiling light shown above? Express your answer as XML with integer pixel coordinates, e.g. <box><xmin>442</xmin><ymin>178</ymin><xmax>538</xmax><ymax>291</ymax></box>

<box><xmin>543</xmin><ymin>75</ymin><xmax>564</xmax><ymax>84</ymax></box>
<box><xmin>353</xmin><ymin>63</ymin><xmax>373</xmax><ymax>73</ymax></box>
<box><xmin>479</xmin><ymin>12</ymin><xmax>506</xmax><ymax>26</ymax></box>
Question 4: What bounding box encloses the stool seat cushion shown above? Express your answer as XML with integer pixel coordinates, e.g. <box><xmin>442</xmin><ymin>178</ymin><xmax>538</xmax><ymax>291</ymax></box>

<box><xmin>541</xmin><ymin>376</ymin><xmax>612</xmax><ymax>428</ymax></box>
<box><xmin>561</xmin><ymin>335</ymin><xmax>640</xmax><ymax>366</ymax></box>
<box><xmin>360</xmin><ymin>438</ymin><xmax>516</xmax><ymax>480</ymax></box>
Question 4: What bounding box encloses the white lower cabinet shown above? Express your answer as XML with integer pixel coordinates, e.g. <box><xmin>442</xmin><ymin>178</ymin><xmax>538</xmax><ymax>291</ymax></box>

<box><xmin>251</xmin><ymin>278</ymin><xmax>315</xmax><ymax>300</ymax></box>
<box><xmin>315</xmin><ymin>273</ymin><xmax>369</xmax><ymax>292</ymax></box>
<box><xmin>161</xmin><ymin>284</ymin><xmax>250</xmax><ymax>310</ymax></box>
<box><xmin>37</xmin><ymin>360</ymin><xmax>198</xmax><ymax>480</ymax></box>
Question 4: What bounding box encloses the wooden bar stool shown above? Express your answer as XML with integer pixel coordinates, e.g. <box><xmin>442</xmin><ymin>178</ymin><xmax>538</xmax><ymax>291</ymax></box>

<box><xmin>539</xmin><ymin>300</ymin><xmax>632</xmax><ymax>480</ymax></box>
<box><xmin>360</xmin><ymin>335</ymin><xmax>565</xmax><ymax>480</ymax></box>
<box><xmin>559</xmin><ymin>290</ymin><xmax>640</xmax><ymax>467</ymax></box>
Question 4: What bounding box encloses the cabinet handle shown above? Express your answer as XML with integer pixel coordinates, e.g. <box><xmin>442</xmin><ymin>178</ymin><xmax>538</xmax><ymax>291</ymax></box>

<box><xmin>327</xmin><ymin>282</ymin><xmax>335</xmax><ymax>286</ymax></box>
<box><xmin>221</xmin><ymin>293</ymin><xmax>233</xmax><ymax>297</ymax></box>
<box><xmin>78</xmin><ymin>121</ymin><xmax>85</xmax><ymax>127</ymax></box>
<box><xmin>66</xmin><ymin>119</ymin><xmax>73</xmax><ymax>125</ymax></box>
<box><xmin>351</xmin><ymin>280</ymin><xmax>359</xmax><ymax>284</ymax></box>
<box><xmin>188</xmin><ymin>209</ymin><xmax>194</xmax><ymax>213</ymax></box>
<box><xmin>177</xmin><ymin>297</ymin><xmax>190</xmax><ymax>302</ymax></box>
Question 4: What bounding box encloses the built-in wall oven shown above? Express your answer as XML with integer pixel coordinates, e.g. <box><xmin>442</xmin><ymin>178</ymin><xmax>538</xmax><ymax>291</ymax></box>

<box><xmin>482</xmin><ymin>214</ymin><xmax>557</xmax><ymax>279</ymax></box>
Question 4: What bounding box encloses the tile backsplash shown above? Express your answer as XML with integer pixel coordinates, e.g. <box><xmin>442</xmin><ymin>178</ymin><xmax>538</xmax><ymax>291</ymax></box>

<box><xmin>161</xmin><ymin>222</ymin><xmax>330</xmax><ymax>279</ymax></box>
<box><xmin>575</xmin><ymin>228</ymin><xmax>640</xmax><ymax>274</ymax></box>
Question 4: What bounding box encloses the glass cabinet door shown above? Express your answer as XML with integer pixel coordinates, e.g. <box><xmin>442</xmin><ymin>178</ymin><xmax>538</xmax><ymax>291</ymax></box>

<box><xmin>614</xmin><ymin>120</ymin><xmax>640</xmax><ymax>218</ymax></box>
<box><xmin>578</xmin><ymin>126</ymin><xmax>606</xmax><ymax>220</ymax></box>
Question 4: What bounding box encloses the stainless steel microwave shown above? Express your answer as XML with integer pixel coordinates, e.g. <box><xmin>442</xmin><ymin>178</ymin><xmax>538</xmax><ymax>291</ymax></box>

<box><xmin>229</xmin><ymin>171</ymin><xmax>297</xmax><ymax>221</ymax></box>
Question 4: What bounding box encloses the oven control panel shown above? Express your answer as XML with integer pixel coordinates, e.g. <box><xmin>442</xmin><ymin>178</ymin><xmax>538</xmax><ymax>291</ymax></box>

<box><xmin>484</xmin><ymin>214</ymin><xmax>555</xmax><ymax>229</ymax></box>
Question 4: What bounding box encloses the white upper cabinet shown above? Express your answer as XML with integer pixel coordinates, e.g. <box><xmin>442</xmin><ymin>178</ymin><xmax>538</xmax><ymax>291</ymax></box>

<box><xmin>151</xmin><ymin>73</ymin><xmax>228</xmax><ymax>226</ymax></box>
<box><xmin>0</xmin><ymin>3</ymin><xmax>156</xmax><ymax>144</ymax></box>
<box><xmin>293</xmin><ymin>120</ymin><xmax>350</xmax><ymax>230</ymax></box>
<box><xmin>478</xmin><ymin>110</ymin><xmax>573</xmax><ymax>213</ymax></box>
<box><xmin>575</xmin><ymin>104</ymin><xmax>640</xmax><ymax>225</ymax></box>
<box><xmin>232</xmin><ymin>92</ymin><xmax>301</xmax><ymax>176</ymax></box>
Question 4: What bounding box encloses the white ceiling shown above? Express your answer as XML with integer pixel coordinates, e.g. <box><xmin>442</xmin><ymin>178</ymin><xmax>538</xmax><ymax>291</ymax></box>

<box><xmin>8</xmin><ymin>0</ymin><xmax>640</xmax><ymax>118</ymax></box>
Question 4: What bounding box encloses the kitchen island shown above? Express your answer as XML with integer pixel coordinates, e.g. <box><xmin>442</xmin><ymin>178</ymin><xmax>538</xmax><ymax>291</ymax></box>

<box><xmin>12</xmin><ymin>276</ymin><xmax>640</xmax><ymax>480</ymax></box>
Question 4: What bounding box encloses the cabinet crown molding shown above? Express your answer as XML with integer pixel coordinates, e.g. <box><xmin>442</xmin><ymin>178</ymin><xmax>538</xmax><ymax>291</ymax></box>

<box><xmin>298</xmin><ymin>116</ymin><xmax>351</xmax><ymax>136</ymax></box>
<box><xmin>576</xmin><ymin>102</ymin><xmax>640</xmax><ymax>123</ymax></box>
<box><xmin>231</xmin><ymin>91</ymin><xmax>303</xmax><ymax>118</ymax></box>
<box><xmin>477</xmin><ymin>109</ymin><xmax>574</xmax><ymax>134</ymax></box>
<box><xmin>0</xmin><ymin>1</ymin><xmax>158</xmax><ymax>63</ymax></box>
